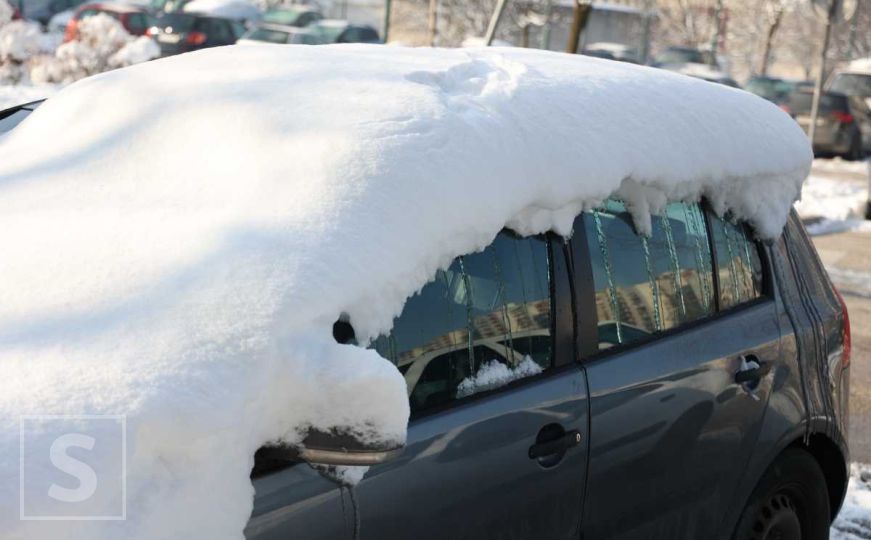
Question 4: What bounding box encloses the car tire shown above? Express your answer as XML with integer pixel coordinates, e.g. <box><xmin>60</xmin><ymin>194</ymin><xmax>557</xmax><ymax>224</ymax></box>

<box><xmin>732</xmin><ymin>448</ymin><xmax>830</xmax><ymax>540</ymax></box>
<box><xmin>844</xmin><ymin>132</ymin><xmax>864</xmax><ymax>161</ymax></box>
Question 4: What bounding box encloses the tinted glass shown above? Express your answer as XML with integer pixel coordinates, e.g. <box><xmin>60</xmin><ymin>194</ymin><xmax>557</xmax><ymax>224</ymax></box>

<box><xmin>159</xmin><ymin>13</ymin><xmax>195</xmax><ymax>31</ymax></box>
<box><xmin>247</xmin><ymin>27</ymin><xmax>289</xmax><ymax>43</ymax></box>
<box><xmin>205</xmin><ymin>18</ymin><xmax>231</xmax><ymax>40</ymax></box>
<box><xmin>788</xmin><ymin>92</ymin><xmax>849</xmax><ymax>114</ymax></box>
<box><xmin>829</xmin><ymin>73</ymin><xmax>871</xmax><ymax>98</ymax></box>
<box><xmin>127</xmin><ymin>13</ymin><xmax>146</xmax><ymax>32</ymax></box>
<box><xmin>583</xmin><ymin>201</ymin><xmax>714</xmax><ymax>349</ymax></box>
<box><xmin>372</xmin><ymin>232</ymin><xmax>553</xmax><ymax>415</ymax></box>
<box><xmin>709</xmin><ymin>214</ymin><xmax>763</xmax><ymax>310</ymax></box>
<box><xmin>0</xmin><ymin>108</ymin><xmax>33</xmax><ymax>134</ymax></box>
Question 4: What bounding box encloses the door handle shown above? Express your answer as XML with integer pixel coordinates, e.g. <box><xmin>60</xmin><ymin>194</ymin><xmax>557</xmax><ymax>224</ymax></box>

<box><xmin>734</xmin><ymin>355</ymin><xmax>772</xmax><ymax>384</ymax></box>
<box><xmin>528</xmin><ymin>429</ymin><xmax>582</xmax><ymax>460</ymax></box>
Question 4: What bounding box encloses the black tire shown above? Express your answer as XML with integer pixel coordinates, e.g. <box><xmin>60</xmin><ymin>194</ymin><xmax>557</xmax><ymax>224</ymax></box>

<box><xmin>843</xmin><ymin>132</ymin><xmax>864</xmax><ymax>161</ymax></box>
<box><xmin>733</xmin><ymin>448</ymin><xmax>831</xmax><ymax>540</ymax></box>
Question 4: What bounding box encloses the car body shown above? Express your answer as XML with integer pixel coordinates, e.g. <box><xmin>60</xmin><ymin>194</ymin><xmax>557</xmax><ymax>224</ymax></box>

<box><xmin>305</xmin><ymin>19</ymin><xmax>380</xmax><ymax>44</ymax></box>
<box><xmin>784</xmin><ymin>88</ymin><xmax>864</xmax><ymax>160</ymax></box>
<box><xmin>237</xmin><ymin>23</ymin><xmax>315</xmax><ymax>45</ymax></box>
<box><xmin>63</xmin><ymin>2</ymin><xmax>158</xmax><ymax>41</ymax></box>
<box><xmin>153</xmin><ymin>12</ymin><xmax>245</xmax><ymax>56</ymax></box>
<box><xmin>241</xmin><ymin>199</ymin><xmax>849</xmax><ymax>538</ymax></box>
<box><xmin>0</xmin><ymin>56</ymin><xmax>846</xmax><ymax>539</ymax></box>
<box><xmin>827</xmin><ymin>66</ymin><xmax>871</xmax><ymax>154</ymax></box>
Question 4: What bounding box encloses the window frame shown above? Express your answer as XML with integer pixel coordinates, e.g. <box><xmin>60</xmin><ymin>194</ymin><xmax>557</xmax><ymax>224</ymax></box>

<box><xmin>402</xmin><ymin>231</ymin><xmax>577</xmax><ymax>423</ymax></box>
<box><xmin>572</xmin><ymin>199</ymin><xmax>774</xmax><ymax>363</ymax></box>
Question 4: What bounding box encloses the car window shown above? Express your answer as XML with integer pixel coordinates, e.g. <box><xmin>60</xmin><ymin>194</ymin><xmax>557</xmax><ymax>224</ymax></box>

<box><xmin>230</xmin><ymin>20</ymin><xmax>246</xmax><ymax>38</ymax></box>
<box><xmin>582</xmin><ymin>200</ymin><xmax>715</xmax><ymax>349</ymax></box>
<box><xmin>247</xmin><ymin>27</ymin><xmax>288</xmax><ymax>43</ymax></box>
<box><xmin>127</xmin><ymin>13</ymin><xmax>147</xmax><ymax>33</ymax></box>
<box><xmin>709</xmin><ymin>213</ymin><xmax>763</xmax><ymax>310</ymax></box>
<box><xmin>205</xmin><ymin>19</ymin><xmax>231</xmax><ymax>40</ymax></box>
<box><xmin>371</xmin><ymin>232</ymin><xmax>553</xmax><ymax>416</ymax></box>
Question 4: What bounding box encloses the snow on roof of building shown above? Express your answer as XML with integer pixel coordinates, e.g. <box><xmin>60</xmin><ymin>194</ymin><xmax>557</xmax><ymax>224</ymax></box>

<box><xmin>0</xmin><ymin>44</ymin><xmax>811</xmax><ymax>539</ymax></box>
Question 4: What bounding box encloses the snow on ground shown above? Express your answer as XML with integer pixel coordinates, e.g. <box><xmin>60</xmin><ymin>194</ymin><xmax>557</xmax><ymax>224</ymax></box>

<box><xmin>795</xmin><ymin>159</ymin><xmax>871</xmax><ymax>236</ymax></box>
<box><xmin>832</xmin><ymin>465</ymin><xmax>871</xmax><ymax>539</ymax></box>
<box><xmin>0</xmin><ymin>83</ymin><xmax>57</xmax><ymax>108</ymax></box>
<box><xmin>0</xmin><ymin>45</ymin><xmax>811</xmax><ymax>539</ymax></box>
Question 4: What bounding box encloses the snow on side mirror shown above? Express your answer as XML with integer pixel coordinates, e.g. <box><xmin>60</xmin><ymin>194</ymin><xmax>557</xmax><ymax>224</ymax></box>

<box><xmin>259</xmin><ymin>429</ymin><xmax>404</xmax><ymax>467</ymax></box>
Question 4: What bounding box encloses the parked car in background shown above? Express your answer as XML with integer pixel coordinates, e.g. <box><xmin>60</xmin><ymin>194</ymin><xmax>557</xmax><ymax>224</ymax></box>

<box><xmin>153</xmin><ymin>12</ymin><xmax>245</xmax><ymax>55</ymax></box>
<box><xmin>305</xmin><ymin>19</ymin><xmax>379</xmax><ymax>44</ymax></box>
<box><xmin>583</xmin><ymin>41</ymin><xmax>639</xmax><ymax>63</ymax></box>
<box><xmin>64</xmin><ymin>2</ymin><xmax>158</xmax><ymax>41</ymax></box>
<box><xmin>237</xmin><ymin>23</ymin><xmax>314</xmax><ymax>45</ymax></box>
<box><xmin>18</xmin><ymin>0</ymin><xmax>87</xmax><ymax>26</ymax></box>
<box><xmin>746</xmin><ymin>76</ymin><xmax>813</xmax><ymax>104</ymax></box>
<box><xmin>783</xmin><ymin>88</ymin><xmax>864</xmax><ymax>160</ymax></box>
<box><xmin>259</xmin><ymin>6</ymin><xmax>320</xmax><ymax>27</ymax></box>
<box><xmin>828</xmin><ymin>63</ymin><xmax>871</xmax><ymax>155</ymax></box>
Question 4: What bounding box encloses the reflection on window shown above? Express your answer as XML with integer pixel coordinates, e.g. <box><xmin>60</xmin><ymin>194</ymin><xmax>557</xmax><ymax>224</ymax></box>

<box><xmin>583</xmin><ymin>201</ymin><xmax>715</xmax><ymax>349</ymax></box>
<box><xmin>371</xmin><ymin>233</ymin><xmax>553</xmax><ymax>415</ymax></box>
<box><xmin>710</xmin><ymin>214</ymin><xmax>763</xmax><ymax>309</ymax></box>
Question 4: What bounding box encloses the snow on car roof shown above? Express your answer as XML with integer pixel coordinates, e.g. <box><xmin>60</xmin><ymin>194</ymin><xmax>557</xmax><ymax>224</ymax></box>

<box><xmin>0</xmin><ymin>45</ymin><xmax>810</xmax><ymax>539</ymax></box>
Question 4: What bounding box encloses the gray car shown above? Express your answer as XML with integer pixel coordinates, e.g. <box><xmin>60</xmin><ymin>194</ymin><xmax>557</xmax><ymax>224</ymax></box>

<box><xmin>0</xmin><ymin>102</ymin><xmax>850</xmax><ymax>540</ymax></box>
<box><xmin>786</xmin><ymin>89</ymin><xmax>864</xmax><ymax>160</ymax></box>
<box><xmin>828</xmin><ymin>69</ymin><xmax>871</xmax><ymax>156</ymax></box>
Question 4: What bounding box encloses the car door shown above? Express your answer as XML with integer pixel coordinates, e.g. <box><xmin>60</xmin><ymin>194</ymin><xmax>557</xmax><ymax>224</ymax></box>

<box><xmin>574</xmin><ymin>201</ymin><xmax>780</xmax><ymax>540</ymax></box>
<box><xmin>347</xmin><ymin>231</ymin><xmax>590</xmax><ymax>540</ymax></box>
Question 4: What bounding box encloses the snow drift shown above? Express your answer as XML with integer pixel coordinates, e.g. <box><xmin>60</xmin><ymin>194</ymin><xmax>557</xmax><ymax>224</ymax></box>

<box><xmin>0</xmin><ymin>45</ymin><xmax>811</xmax><ymax>539</ymax></box>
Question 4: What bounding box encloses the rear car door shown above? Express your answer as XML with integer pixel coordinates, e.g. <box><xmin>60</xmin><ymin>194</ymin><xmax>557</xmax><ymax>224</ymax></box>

<box><xmin>351</xmin><ymin>231</ymin><xmax>589</xmax><ymax>540</ymax></box>
<box><xmin>575</xmin><ymin>201</ymin><xmax>780</xmax><ymax>539</ymax></box>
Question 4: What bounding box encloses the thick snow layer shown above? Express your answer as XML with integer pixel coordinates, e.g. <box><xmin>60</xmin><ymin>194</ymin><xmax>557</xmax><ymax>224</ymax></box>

<box><xmin>0</xmin><ymin>45</ymin><xmax>810</xmax><ymax>539</ymax></box>
<box><xmin>0</xmin><ymin>83</ymin><xmax>57</xmax><ymax>109</ymax></box>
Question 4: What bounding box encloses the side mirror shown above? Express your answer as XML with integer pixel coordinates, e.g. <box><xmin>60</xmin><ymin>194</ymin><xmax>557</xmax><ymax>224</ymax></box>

<box><xmin>259</xmin><ymin>429</ymin><xmax>404</xmax><ymax>467</ymax></box>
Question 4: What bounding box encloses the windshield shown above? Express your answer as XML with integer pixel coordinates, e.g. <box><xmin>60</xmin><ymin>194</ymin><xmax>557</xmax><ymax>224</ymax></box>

<box><xmin>262</xmin><ymin>8</ymin><xmax>303</xmax><ymax>25</ymax></box>
<box><xmin>246</xmin><ymin>27</ymin><xmax>289</xmax><ymax>43</ymax></box>
<box><xmin>829</xmin><ymin>73</ymin><xmax>871</xmax><ymax>98</ymax></box>
<box><xmin>158</xmin><ymin>13</ymin><xmax>196</xmax><ymax>31</ymax></box>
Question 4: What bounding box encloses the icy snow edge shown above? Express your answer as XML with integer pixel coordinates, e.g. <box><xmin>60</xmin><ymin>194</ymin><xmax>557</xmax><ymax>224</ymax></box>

<box><xmin>0</xmin><ymin>45</ymin><xmax>810</xmax><ymax>539</ymax></box>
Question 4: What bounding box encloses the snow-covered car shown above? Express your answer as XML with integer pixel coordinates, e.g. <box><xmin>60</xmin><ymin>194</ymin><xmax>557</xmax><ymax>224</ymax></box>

<box><xmin>0</xmin><ymin>46</ymin><xmax>847</xmax><ymax>540</ymax></box>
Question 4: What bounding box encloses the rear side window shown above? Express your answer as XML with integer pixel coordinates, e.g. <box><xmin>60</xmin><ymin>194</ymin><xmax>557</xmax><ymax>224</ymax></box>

<box><xmin>709</xmin><ymin>214</ymin><xmax>763</xmax><ymax>309</ymax></box>
<box><xmin>371</xmin><ymin>232</ymin><xmax>553</xmax><ymax>416</ymax></box>
<box><xmin>583</xmin><ymin>201</ymin><xmax>715</xmax><ymax>349</ymax></box>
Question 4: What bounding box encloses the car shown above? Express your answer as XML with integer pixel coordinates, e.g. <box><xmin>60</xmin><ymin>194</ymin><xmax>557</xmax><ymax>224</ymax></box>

<box><xmin>0</xmin><ymin>46</ymin><xmax>847</xmax><ymax>540</ymax></box>
<box><xmin>305</xmin><ymin>19</ymin><xmax>380</xmax><ymax>44</ymax></box>
<box><xmin>16</xmin><ymin>0</ymin><xmax>88</xmax><ymax>26</ymax></box>
<box><xmin>243</xmin><ymin>198</ymin><xmax>849</xmax><ymax>540</ymax></box>
<box><xmin>259</xmin><ymin>6</ymin><xmax>321</xmax><ymax>27</ymax></box>
<box><xmin>153</xmin><ymin>12</ymin><xmax>246</xmax><ymax>56</ymax></box>
<box><xmin>583</xmin><ymin>41</ymin><xmax>640</xmax><ymax>63</ymax></box>
<box><xmin>827</xmin><ymin>62</ymin><xmax>871</xmax><ymax>155</ymax></box>
<box><xmin>63</xmin><ymin>2</ymin><xmax>159</xmax><ymax>41</ymax></box>
<box><xmin>783</xmin><ymin>88</ymin><xmax>864</xmax><ymax>160</ymax></box>
<box><xmin>746</xmin><ymin>76</ymin><xmax>813</xmax><ymax>105</ymax></box>
<box><xmin>237</xmin><ymin>23</ymin><xmax>316</xmax><ymax>45</ymax></box>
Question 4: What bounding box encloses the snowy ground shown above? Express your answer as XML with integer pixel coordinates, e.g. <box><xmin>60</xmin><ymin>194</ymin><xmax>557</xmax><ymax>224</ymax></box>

<box><xmin>833</xmin><ymin>465</ymin><xmax>871</xmax><ymax>539</ymax></box>
<box><xmin>795</xmin><ymin>158</ymin><xmax>871</xmax><ymax>236</ymax></box>
<box><xmin>0</xmin><ymin>84</ymin><xmax>58</xmax><ymax>109</ymax></box>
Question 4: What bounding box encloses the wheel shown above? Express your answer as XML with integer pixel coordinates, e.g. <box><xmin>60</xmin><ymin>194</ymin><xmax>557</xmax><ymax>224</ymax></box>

<box><xmin>733</xmin><ymin>448</ymin><xmax>830</xmax><ymax>540</ymax></box>
<box><xmin>843</xmin><ymin>132</ymin><xmax>864</xmax><ymax>161</ymax></box>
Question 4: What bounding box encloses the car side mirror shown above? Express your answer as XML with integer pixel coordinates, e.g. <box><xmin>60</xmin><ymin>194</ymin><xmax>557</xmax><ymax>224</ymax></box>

<box><xmin>259</xmin><ymin>429</ymin><xmax>404</xmax><ymax>467</ymax></box>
